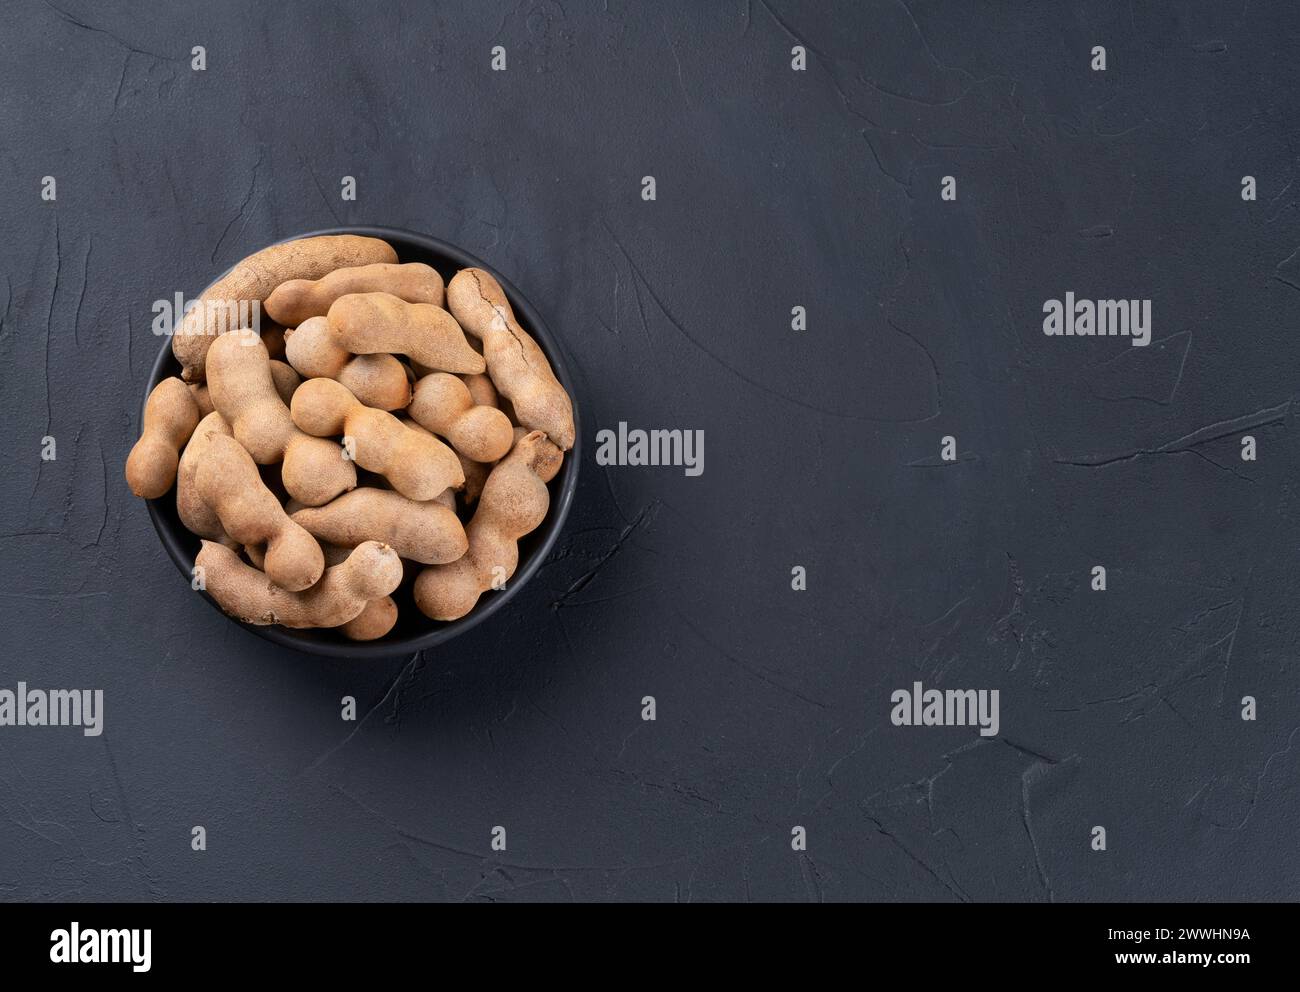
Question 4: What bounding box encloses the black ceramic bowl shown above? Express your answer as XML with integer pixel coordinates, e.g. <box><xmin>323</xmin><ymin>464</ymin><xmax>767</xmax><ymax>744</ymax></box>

<box><xmin>143</xmin><ymin>226</ymin><xmax>580</xmax><ymax>658</ymax></box>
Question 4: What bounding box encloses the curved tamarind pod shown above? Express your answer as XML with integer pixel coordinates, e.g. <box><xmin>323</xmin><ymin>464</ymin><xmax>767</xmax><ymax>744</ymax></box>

<box><xmin>284</xmin><ymin>317</ymin><xmax>411</xmax><ymax>411</ymax></box>
<box><xmin>445</xmin><ymin>268</ymin><xmax>574</xmax><ymax>449</ymax></box>
<box><xmin>326</xmin><ymin>292</ymin><xmax>484</xmax><ymax>374</ymax></box>
<box><xmin>291</xmin><ymin>378</ymin><xmax>463</xmax><ymax>500</ymax></box>
<box><xmin>126</xmin><ymin>377</ymin><xmax>201</xmax><ymax>498</ymax></box>
<box><xmin>173</xmin><ymin>235</ymin><xmax>397</xmax><ymax>382</ymax></box>
<box><xmin>176</xmin><ymin>411</ymin><xmax>236</xmax><ymax>541</ymax></box>
<box><xmin>292</xmin><ymin>488</ymin><xmax>467</xmax><ymax>565</ymax></box>
<box><xmin>265</xmin><ymin>263</ymin><xmax>445</xmax><ymax>324</ymax></box>
<box><xmin>196</xmin><ymin>540</ymin><xmax>403</xmax><ymax>628</ymax></box>
<box><xmin>409</xmin><ymin>372</ymin><xmax>514</xmax><ymax>462</ymax></box>
<box><xmin>204</xmin><ymin>330</ymin><xmax>296</xmax><ymax>463</ymax></box>
<box><xmin>195</xmin><ymin>434</ymin><xmax>324</xmax><ymax>592</ymax></box>
<box><xmin>206</xmin><ymin>329</ymin><xmax>355</xmax><ymax>505</ymax></box>
<box><xmin>190</xmin><ymin>358</ymin><xmax>300</xmax><ymax>416</ymax></box>
<box><xmin>413</xmin><ymin>431</ymin><xmax>559</xmax><ymax>621</ymax></box>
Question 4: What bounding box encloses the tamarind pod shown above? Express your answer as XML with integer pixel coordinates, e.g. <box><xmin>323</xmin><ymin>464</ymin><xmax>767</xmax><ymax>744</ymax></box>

<box><xmin>445</xmin><ymin>268</ymin><xmax>574</xmax><ymax>449</ymax></box>
<box><xmin>292</xmin><ymin>488</ymin><xmax>467</xmax><ymax>565</ymax></box>
<box><xmin>195</xmin><ymin>433</ymin><xmax>324</xmax><ymax>591</ymax></box>
<box><xmin>341</xmin><ymin>596</ymin><xmax>399</xmax><ymax>640</ymax></box>
<box><xmin>265</xmin><ymin>262</ymin><xmax>445</xmax><ymax>324</ymax></box>
<box><xmin>326</xmin><ymin>292</ymin><xmax>484</xmax><ymax>375</ymax></box>
<box><xmin>206</xmin><ymin>329</ymin><xmax>356</xmax><ymax>505</ymax></box>
<box><xmin>409</xmin><ymin>372</ymin><xmax>514</xmax><ymax>462</ymax></box>
<box><xmin>196</xmin><ymin>540</ymin><xmax>403</xmax><ymax>628</ymax></box>
<box><xmin>291</xmin><ymin>378</ymin><xmax>462</xmax><ymax>500</ymax></box>
<box><xmin>173</xmin><ymin>235</ymin><xmax>397</xmax><ymax>382</ymax></box>
<box><xmin>284</xmin><ymin>317</ymin><xmax>412</xmax><ymax>411</ymax></box>
<box><xmin>176</xmin><ymin>411</ymin><xmax>234</xmax><ymax>541</ymax></box>
<box><xmin>126</xmin><ymin>377</ymin><xmax>201</xmax><ymax>498</ymax></box>
<box><xmin>413</xmin><ymin>431</ymin><xmax>559</xmax><ymax>621</ymax></box>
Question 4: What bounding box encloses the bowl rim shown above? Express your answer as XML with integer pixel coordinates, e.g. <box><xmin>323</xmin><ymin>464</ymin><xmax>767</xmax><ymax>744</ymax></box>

<box><xmin>142</xmin><ymin>225</ymin><xmax>580</xmax><ymax>658</ymax></box>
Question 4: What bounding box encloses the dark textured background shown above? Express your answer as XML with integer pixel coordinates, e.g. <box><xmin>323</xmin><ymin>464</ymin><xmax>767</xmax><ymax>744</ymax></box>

<box><xmin>1</xmin><ymin>0</ymin><xmax>1297</xmax><ymax>902</ymax></box>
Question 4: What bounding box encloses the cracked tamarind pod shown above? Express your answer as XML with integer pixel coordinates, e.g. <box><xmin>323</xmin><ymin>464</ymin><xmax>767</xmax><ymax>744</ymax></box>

<box><xmin>291</xmin><ymin>488</ymin><xmax>467</xmax><ymax>565</ymax></box>
<box><xmin>445</xmin><ymin>268</ymin><xmax>574</xmax><ymax>450</ymax></box>
<box><xmin>265</xmin><ymin>262</ymin><xmax>445</xmax><ymax>325</ymax></box>
<box><xmin>413</xmin><ymin>430</ymin><xmax>563</xmax><ymax>621</ymax></box>
<box><xmin>196</xmin><ymin>434</ymin><xmax>325</xmax><ymax>592</ymax></box>
<box><xmin>205</xmin><ymin>329</ymin><xmax>356</xmax><ymax>506</ymax></box>
<box><xmin>190</xmin><ymin>358</ymin><xmax>300</xmax><ymax>417</ymax></box>
<box><xmin>125</xmin><ymin>377</ymin><xmax>201</xmax><ymax>498</ymax></box>
<box><xmin>290</xmin><ymin>377</ymin><xmax>463</xmax><ymax>501</ymax></box>
<box><xmin>173</xmin><ymin>234</ymin><xmax>397</xmax><ymax>383</ymax></box>
<box><xmin>326</xmin><ymin>292</ymin><xmax>485</xmax><ymax>375</ymax></box>
<box><xmin>283</xmin><ymin>317</ymin><xmax>411</xmax><ymax>411</ymax></box>
<box><xmin>408</xmin><ymin>372</ymin><xmax>514</xmax><ymax>463</ymax></box>
<box><xmin>196</xmin><ymin>540</ymin><xmax>402</xmax><ymax>629</ymax></box>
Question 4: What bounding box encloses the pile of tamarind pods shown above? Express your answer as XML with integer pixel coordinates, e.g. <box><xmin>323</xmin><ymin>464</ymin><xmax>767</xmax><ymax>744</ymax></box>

<box><xmin>125</xmin><ymin>235</ymin><xmax>574</xmax><ymax>641</ymax></box>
